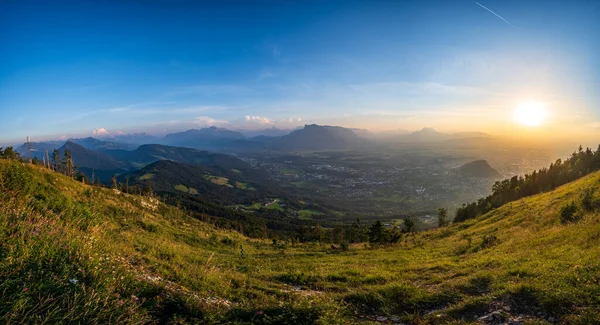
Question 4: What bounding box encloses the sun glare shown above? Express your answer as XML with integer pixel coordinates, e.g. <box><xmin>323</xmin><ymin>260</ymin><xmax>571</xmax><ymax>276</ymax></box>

<box><xmin>513</xmin><ymin>101</ymin><xmax>548</xmax><ymax>127</ymax></box>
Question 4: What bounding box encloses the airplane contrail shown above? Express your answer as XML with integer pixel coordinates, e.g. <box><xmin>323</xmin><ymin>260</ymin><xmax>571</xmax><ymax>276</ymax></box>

<box><xmin>475</xmin><ymin>2</ymin><xmax>514</xmax><ymax>27</ymax></box>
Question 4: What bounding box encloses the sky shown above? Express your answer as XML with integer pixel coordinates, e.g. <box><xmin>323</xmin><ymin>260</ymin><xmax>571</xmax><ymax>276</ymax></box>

<box><xmin>1</xmin><ymin>0</ymin><xmax>599</xmax><ymax>144</ymax></box>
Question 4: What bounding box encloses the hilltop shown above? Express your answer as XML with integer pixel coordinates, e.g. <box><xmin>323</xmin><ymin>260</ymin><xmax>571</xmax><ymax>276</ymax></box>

<box><xmin>162</xmin><ymin>127</ymin><xmax>246</xmax><ymax>150</ymax></box>
<box><xmin>2</xmin><ymin>158</ymin><xmax>600</xmax><ymax>323</ymax></box>
<box><xmin>267</xmin><ymin>124</ymin><xmax>369</xmax><ymax>150</ymax></box>
<box><xmin>457</xmin><ymin>160</ymin><xmax>502</xmax><ymax>178</ymax></box>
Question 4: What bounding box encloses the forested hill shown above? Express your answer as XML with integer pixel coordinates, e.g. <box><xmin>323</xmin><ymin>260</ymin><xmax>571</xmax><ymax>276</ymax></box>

<box><xmin>104</xmin><ymin>144</ymin><xmax>251</xmax><ymax>170</ymax></box>
<box><xmin>122</xmin><ymin>159</ymin><xmax>273</xmax><ymax>205</ymax></box>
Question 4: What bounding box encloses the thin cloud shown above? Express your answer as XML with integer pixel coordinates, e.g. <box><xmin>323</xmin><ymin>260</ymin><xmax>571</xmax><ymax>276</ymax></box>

<box><xmin>257</xmin><ymin>69</ymin><xmax>276</xmax><ymax>81</ymax></box>
<box><xmin>475</xmin><ymin>2</ymin><xmax>514</xmax><ymax>27</ymax></box>
<box><xmin>164</xmin><ymin>85</ymin><xmax>251</xmax><ymax>97</ymax></box>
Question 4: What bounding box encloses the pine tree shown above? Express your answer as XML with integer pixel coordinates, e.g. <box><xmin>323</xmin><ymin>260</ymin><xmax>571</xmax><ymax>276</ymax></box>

<box><xmin>0</xmin><ymin>147</ymin><xmax>19</xmax><ymax>160</ymax></box>
<box><xmin>63</xmin><ymin>150</ymin><xmax>74</xmax><ymax>177</ymax></box>
<box><xmin>51</xmin><ymin>149</ymin><xmax>60</xmax><ymax>171</ymax></box>
<box><xmin>368</xmin><ymin>220</ymin><xmax>385</xmax><ymax>244</ymax></box>
<box><xmin>437</xmin><ymin>208</ymin><xmax>449</xmax><ymax>227</ymax></box>
<box><xmin>403</xmin><ymin>217</ymin><xmax>415</xmax><ymax>233</ymax></box>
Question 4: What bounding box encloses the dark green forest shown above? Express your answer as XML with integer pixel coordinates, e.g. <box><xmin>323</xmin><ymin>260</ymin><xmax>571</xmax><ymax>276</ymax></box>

<box><xmin>455</xmin><ymin>145</ymin><xmax>600</xmax><ymax>222</ymax></box>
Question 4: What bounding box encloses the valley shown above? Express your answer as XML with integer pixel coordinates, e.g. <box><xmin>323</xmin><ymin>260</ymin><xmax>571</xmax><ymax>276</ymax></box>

<box><xmin>2</xmin><ymin>153</ymin><xmax>600</xmax><ymax>324</ymax></box>
<box><xmin>14</xmin><ymin>126</ymin><xmax>557</xmax><ymax>230</ymax></box>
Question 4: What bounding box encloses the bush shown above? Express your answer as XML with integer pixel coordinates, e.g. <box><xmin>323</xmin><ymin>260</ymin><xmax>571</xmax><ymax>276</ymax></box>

<box><xmin>580</xmin><ymin>188</ymin><xmax>597</xmax><ymax>211</ymax></box>
<box><xmin>221</xmin><ymin>237</ymin><xmax>236</xmax><ymax>247</ymax></box>
<box><xmin>480</xmin><ymin>234</ymin><xmax>499</xmax><ymax>249</ymax></box>
<box><xmin>560</xmin><ymin>201</ymin><xmax>580</xmax><ymax>224</ymax></box>
<box><xmin>340</xmin><ymin>240</ymin><xmax>349</xmax><ymax>251</ymax></box>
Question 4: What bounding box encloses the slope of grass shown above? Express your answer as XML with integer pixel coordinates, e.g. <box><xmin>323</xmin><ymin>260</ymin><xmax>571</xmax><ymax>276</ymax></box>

<box><xmin>2</xmin><ymin>159</ymin><xmax>600</xmax><ymax>323</ymax></box>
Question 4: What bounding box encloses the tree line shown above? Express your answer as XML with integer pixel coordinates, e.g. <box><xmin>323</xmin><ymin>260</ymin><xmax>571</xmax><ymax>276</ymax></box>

<box><xmin>455</xmin><ymin>145</ymin><xmax>600</xmax><ymax>222</ymax></box>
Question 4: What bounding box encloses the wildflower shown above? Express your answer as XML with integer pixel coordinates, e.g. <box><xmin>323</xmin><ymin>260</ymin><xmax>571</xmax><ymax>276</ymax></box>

<box><xmin>131</xmin><ymin>295</ymin><xmax>139</xmax><ymax>301</ymax></box>
<box><xmin>117</xmin><ymin>300</ymin><xmax>124</xmax><ymax>306</ymax></box>
<box><xmin>69</xmin><ymin>278</ymin><xmax>78</xmax><ymax>285</ymax></box>
<box><xmin>256</xmin><ymin>310</ymin><xmax>264</xmax><ymax>315</ymax></box>
<box><xmin>23</xmin><ymin>287</ymin><xmax>28</xmax><ymax>292</ymax></box>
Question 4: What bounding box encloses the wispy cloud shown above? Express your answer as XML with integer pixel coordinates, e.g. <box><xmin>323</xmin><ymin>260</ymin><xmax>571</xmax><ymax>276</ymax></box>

<box><xmin>163</xmin><ymin>85</ymin><xmax>252</xmax><ymax>97</ymax></box>
<box><xmin>257</xmin><ymin>69</ymin><xmax>276</xmax><ymax>81</ymax></box>
<box><xmin>348</xmin><ymin>82</ymin><xmax>498</xmax><ymax>97</ymax></box>
<box><xmin>475</xmin><ymin>2</ymin><xmax>514</xmax><ymax>27</ymax></box>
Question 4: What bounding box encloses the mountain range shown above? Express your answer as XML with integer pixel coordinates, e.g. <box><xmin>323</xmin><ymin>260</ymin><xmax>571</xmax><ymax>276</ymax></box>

<box><xmin>16</xmin><ymin>125</ymin><xmax>490</xmax><ymax>157</ymax></box>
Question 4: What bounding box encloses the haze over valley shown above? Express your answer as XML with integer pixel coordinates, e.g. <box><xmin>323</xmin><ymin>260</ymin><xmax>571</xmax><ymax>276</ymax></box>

<box><xmin>1</xmin><ymin>0</ymin><xmax>599</xmax><ymax>324</ymax></box>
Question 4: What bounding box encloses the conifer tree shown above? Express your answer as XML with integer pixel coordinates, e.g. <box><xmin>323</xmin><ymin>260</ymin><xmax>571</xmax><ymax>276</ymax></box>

<box><xmin>368</xmin><ymin>220</ymin><xmax>385</xmax><ymax>244</ymax></box>
<box><xmin>63</xmin><ymin>150</ymin><xmax>74</xmax><ymax>177</ymax></box>
<box><xmin>51</xmin><ymin>149</ymin><xmax>60</xmax><ymax>171</ymax></box>
<box><xmin>437</xmin><ymin>208</ymin><xmax>449</xmax><ymax>227</ymax></box>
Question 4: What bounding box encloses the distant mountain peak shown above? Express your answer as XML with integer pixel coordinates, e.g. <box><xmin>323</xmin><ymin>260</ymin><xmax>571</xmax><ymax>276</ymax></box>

<box><xmin>161</xmin><ymin>127</ymin><xmax>246</xmax><ymax>150</ymax></box>
<box><xmin>270</xmin><ymin>124</ymin><xmax>367</xmax><ymax>150</ymax></box>
<box><xmin>414</xmin><ymin>127</ymin><xmax>441</xmax><ymax>134</ymax></box>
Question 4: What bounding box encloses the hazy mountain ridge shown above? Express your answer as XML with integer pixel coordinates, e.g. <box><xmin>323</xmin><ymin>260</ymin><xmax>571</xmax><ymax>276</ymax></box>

<box><xmin>264</xmin><ymin>124</ymin><xmax>369</xmax><ymax>150</ymax></box>
<box><xmin>103</xmin><ymin>132</ymin><xmax>157</xmax><ymax>144</ymax></box>
<box><xmin>402</xmin><ymin>127</ymin><xmax>489</xmax><ymax>142</ymax></box>
<box><xmin>16</xmin><ymin>141</ymin><xmax>64</xmax><ymax>160</ymax></box>
<box><xmin>104</xmin><ymin>144</ymin><xmax>250</xmax><ymax>170</ymax></box>
<box><xmin>14</xmin><ymin>125</ymin><xmax>490</xmax><ymax>155</ymax></box>
<box><xmin>59</xmin><ymin>141</ymin><xmax>124</xmax><ymax>171</ymax></box>
<box><xmin>240</xmin><ymin>126</ymin><xmax>295</xmax><ymax>138</ymax></box>
<box><xmin>161</xmin><ymin>126</ymin><xmax>246</xmax><ymax>149</ymax></box>
<box><xmin>69</xmin><ymin>137</ymin><xmax>138</xmax><ymax>151</ymax></box>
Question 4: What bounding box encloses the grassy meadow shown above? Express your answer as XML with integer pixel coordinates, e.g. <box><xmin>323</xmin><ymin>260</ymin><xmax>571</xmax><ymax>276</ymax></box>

<box><xmin>2</xmin><ymin>159</ymin><xmax>600</xmax><ymax>324</ymax></box>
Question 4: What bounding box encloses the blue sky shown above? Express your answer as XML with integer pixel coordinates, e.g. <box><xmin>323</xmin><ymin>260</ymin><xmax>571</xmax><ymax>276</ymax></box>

<box><xmin>1</xmin><ymin>0</ymin><xmax>598</xmax><ymax>144</ymax></box>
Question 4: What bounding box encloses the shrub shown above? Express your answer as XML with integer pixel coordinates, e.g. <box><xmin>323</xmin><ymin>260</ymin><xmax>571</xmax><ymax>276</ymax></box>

<box><xmin>221</xmin><ymin>237</ymin><xmax>236</xmax><ymax>247</ymax></box>
<box><xmin>560</xmin><ymin>201</ymin><xmax>580</xmax><ymax>224</ymax></box>
<box><xmin>580</xmin><ymin>188</ymin><xmax>597</xmax><ymax>211</ymax></box>
<box><xmin>480</xmin><ymin>233</ymin><xmax>499</xmax><ymax>249</ymax></box>
<box><xmin>340</xmin><ymin>240</ymin><xmax>349</xmax><ymax>251</ymax></box>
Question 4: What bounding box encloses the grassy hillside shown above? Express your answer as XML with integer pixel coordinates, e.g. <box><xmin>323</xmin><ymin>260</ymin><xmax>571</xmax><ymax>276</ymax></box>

<box><xmin>2</xmin><ymin>159</ymin><xmax>600</xmax><ymax>324</ymax></box>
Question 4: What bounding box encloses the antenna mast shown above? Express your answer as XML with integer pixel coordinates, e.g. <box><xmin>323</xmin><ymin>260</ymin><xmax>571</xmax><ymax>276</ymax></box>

<box><xmin>27</xmin><ymin>136</ymin><xmax>32</xmax><ymax>163</ymax></box>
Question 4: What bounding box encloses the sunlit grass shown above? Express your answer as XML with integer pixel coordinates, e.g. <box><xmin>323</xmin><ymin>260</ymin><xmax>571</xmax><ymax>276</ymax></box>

<box><xmin>2</xmin><ymin>159</ymin><xmax>600</xmax><ymax>323</ymax></box>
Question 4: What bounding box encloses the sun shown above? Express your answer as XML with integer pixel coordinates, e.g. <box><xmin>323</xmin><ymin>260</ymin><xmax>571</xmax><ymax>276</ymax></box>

<box><xmin>513</xmin><ymin>101</ymin><xmax>548</xmax><ymax>127</ymax></box>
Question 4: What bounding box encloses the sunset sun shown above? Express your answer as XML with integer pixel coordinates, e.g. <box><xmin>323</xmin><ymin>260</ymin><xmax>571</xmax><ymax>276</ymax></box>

<box><xmin>513</xmin><ymin>101</ymin><xmax>548</xmax><ymax>127</ymax></box>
